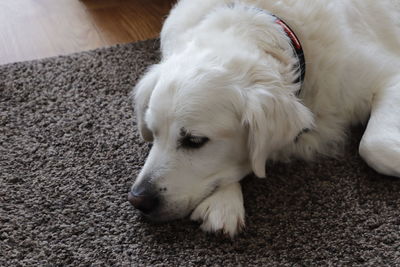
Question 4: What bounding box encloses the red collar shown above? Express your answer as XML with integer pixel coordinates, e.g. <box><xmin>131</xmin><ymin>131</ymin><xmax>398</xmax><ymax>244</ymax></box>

<box><xmin>273</xmin><ymin>16</ymin><xmax>306</xmax><ymax>90</ymax></box>
<box><xmin>273</xmin><ymin>16</ymin><xmax>309</xmax><ymax>137</ymax></box>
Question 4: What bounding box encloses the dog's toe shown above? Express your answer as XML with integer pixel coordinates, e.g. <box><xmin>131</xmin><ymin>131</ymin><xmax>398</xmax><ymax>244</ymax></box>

<box><xmin>190</xmin><ymin>184</ymin><xmax>245</xmax><ymax>238</ymax></box>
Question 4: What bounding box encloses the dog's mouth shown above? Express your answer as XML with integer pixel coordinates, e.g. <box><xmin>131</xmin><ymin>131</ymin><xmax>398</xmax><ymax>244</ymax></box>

<box><xmin>140</xmin><ymin>207</ymin><xmax>191</xmax><ymax>222</ymax></box>
<box><xmin>139</xmin><ymin>183</ymin><xmax>220</xmax><ymax>223</ymax></box>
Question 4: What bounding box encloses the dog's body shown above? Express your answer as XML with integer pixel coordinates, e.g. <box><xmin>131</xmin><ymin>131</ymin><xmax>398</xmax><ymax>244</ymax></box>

<box><xmin>130</xmin><ymin>0</ymin><xmax>400</xmax><ymax>237</ymax></box>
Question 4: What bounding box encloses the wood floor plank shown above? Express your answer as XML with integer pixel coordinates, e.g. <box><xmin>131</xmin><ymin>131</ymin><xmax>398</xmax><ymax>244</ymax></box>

<box><xmin>0</xmin><ymin>0</ymin><xmax>175</xmax><ymax>65</ymax></box>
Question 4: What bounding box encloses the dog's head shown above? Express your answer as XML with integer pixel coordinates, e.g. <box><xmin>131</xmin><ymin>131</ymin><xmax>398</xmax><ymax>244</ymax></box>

<box><xmin>129</xmin><ymin>35</ymin><xmax>313</xmax><ymax>221</ymax></box>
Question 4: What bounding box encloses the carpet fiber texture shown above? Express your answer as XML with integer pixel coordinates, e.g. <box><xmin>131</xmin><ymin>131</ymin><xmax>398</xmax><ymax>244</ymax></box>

<box><xmin>1</xmin><ymin>39</ymin><xmax>400</xmax><ymax>266</ymax></box>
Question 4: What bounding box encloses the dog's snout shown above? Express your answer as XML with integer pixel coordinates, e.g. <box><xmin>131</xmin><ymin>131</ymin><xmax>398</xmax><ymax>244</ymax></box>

<box><xmin>128</xmin><ymin>191</ymin><xmax>159</xmax><ymax>214</ymax></box>
<box><xmin>128</xmin><ymin>179</ymin><xmax>160</xmax><ymax>214</ymax></box>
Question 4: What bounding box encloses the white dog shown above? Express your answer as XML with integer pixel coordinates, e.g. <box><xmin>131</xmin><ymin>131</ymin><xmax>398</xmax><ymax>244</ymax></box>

<box><xmin>129</xmin><ymin>0</ymin><xmax>400</xmax><ymax>237</ymax></box>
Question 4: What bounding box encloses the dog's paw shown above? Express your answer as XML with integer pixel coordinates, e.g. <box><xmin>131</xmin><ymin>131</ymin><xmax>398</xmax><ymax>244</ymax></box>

<box><xmin>190</xmin><ymin>182</ymin><xmax>245</xmax><ymax>238</ymax></box>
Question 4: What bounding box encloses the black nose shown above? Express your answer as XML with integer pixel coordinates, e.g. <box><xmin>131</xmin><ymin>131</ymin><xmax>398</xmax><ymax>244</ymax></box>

<box><xmin>128</xmin><ymin>191</ymin><xmax>159</xmax><ymax>214</ymax></box>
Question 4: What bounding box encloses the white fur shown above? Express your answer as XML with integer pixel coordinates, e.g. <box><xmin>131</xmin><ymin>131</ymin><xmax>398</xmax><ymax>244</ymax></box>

<box><xmin>190</xmin><ymin>182</ymin><xmax>245</xmax><ymax>238</ymax></box>
<box><xmin>132</xmin><ymin>0</ymin><xmax>400</xmax><ymax>237</ymax></box>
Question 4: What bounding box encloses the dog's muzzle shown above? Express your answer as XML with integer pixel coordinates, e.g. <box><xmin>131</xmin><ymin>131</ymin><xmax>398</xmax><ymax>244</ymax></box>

<box><xmin>128</xmin><ymin>180</ymin><xmax>159</xmax><ymax>214</ymax></box>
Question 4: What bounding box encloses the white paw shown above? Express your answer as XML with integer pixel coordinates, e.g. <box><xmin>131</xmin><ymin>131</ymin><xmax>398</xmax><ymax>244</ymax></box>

<box><xmin>190</xmin><ymin>183</ymin><xmax>245</xmax><ymax>238</ymax></box>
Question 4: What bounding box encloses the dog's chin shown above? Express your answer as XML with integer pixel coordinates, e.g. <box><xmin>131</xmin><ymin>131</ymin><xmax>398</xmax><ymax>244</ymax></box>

<box><xmin>140</xmin><ymin>198</ymin><xmax>207</xmax><ymax>222</ymax></box>
<box><xmin>140</xmin><ymin>206</ymin><xmax>192</xmax><ymax>223</ymax></box>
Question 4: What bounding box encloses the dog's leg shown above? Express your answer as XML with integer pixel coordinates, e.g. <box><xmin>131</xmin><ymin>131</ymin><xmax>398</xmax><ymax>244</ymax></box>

<box><xmin>190</xmin><ymin>182</ymin><xmax>245</xmax><ymax>238</ymax></box>
<box><xmin>359</xmin><ymin>78</ymin><xmax>400</xmax><ymax>177</ymax></box>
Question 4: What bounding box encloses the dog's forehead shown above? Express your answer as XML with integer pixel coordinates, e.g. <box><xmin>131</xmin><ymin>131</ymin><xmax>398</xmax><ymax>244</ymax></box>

<box><xmin>149</xmin><ymin>90</ymin><xmax>240</xmax><ymax>139</ymax></box>
<box><xmin>147</xmin><ymin>63</ymin><xmax>244</xmax><ymax>135</ymax></box>
<box><xmin>150</xmin><ymin>76</ymin><xmax>221</xmax><ymax>112</ymax></box>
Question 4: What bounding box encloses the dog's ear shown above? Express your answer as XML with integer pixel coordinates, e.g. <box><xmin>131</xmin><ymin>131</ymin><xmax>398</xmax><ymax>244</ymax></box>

<box><xmin>132</xmin><ymin>64</ymin><xmax>161</xmax><ymax>142</ymax></box>
<box><xmin>242</xmin><ymin>87</ymin><xmax>314</xmax><ymax>178</ymax></box>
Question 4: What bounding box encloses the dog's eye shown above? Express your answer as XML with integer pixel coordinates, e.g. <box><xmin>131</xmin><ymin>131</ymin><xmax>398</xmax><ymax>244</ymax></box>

<box><xmin>179</xmin><ymin>135</ymin><xmax>209</xmax><ymax>149</ymax></box>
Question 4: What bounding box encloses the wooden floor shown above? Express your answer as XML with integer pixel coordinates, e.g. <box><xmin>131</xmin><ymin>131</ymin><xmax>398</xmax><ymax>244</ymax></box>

<box><xmin>0</xmin><ymin>0</ymin><xmax>175</xmax><ymax>65</ymax></box>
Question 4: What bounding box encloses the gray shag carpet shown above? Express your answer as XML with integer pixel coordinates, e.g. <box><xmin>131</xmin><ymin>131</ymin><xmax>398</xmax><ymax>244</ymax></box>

<box><xmin>1</xmin><ymin>39</ymin><xmax>400</xmax><ymax>266</ymax></box>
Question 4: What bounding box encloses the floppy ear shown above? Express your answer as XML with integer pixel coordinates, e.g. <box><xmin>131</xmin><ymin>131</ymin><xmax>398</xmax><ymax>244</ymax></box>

<box><xmin>132</xmin><ymin>64</ymin><xmax>161</xmax><ymax>142</ymax></box>
<box><xmin>243</xmin><ymin>86</ymin><xmax>314</xmax><ymax>178</ymax></box>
